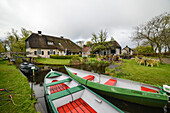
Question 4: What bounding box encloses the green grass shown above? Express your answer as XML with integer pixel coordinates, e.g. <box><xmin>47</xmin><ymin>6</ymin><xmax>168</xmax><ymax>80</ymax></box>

<box><xmin>117</xmin><ymin>59</ymin><xmax>170</xmax><ymax>86</ymax></box>
<box><xmin>0</xmin><ymin>60</ymin><xmax>36</xmax><ymax>113</ymax></box>
<box><xmin>35</xmin><ymin>57</ymin><xmax>97</xmax><ymax>65</ymax></box>
<box><xmin>36</xmin><ymin>58</ymin><xmax>70</xmax><ymax>65</ymax></box>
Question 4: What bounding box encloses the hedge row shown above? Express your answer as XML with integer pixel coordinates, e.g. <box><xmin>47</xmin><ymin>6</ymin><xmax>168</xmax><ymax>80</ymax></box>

<box><xmin>50</xmin><ymin>55</ymin><xmax>80</xmax><ymax>59</ymax></box>
<box><xmin>132</xmin><ymin>52</ymin><xmax>170</xmax><ymax>57</ymax></box>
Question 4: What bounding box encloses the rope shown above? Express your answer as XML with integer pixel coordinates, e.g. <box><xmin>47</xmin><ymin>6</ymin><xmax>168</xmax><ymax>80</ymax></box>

<box><xmin>66</xmin><ymin>89</ymin><xmax>73</xmax><ymax>102</ymax></box>
<box><xmin>9</xmin><ymin>95</ymin><xmax>23</xmax><ymax>106</ymax></box>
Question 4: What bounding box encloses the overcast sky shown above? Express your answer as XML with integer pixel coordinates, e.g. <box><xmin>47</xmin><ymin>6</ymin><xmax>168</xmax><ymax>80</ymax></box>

<box><xmin>0</xmin><ymin>0</ymin><xmax>170</xmax><ymax>48</ymax></box>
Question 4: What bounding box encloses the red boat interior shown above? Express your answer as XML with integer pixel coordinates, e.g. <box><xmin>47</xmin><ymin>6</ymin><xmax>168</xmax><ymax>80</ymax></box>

<box><xmin>73</xmin><ymin>72</ymin><xmax>77</xmax><ymax>75</ymax></box>
<box><xmin>50</xmin><ymin>80</ymin><xmax>70</xmax><ymax>94</ymax></box>
<box><xmin>83</xmin><ymin>75</ymin><xmax>95</xmax><ymax>81</ymax></box>
<box><xmin>57</xmin><ymin>98</ymin><xmax>97</xmax><ymax>113</ymax></box>
<box><xmin>104</xmin><ymin>79</ymin><xmax>117</xmax><ymax>86</ymax></box>
<box><xmin>141</xmin><ymin>86</ymin><xmax>157</xmax><ymax>93</ymax></box>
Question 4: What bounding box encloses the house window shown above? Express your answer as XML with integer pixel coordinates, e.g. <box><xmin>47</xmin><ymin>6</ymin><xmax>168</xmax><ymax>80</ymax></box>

<box><xmin>37</xmin><ymin>49</ymin><xmax>41</xmax><ymax>54</ymax></box>
<box><xmin>42</xmin><ymin>51</ymin><xmax>44</xmax><ymax>55</ymax></box>
<box><xmin>48</xmin><ymin>51</ymin><xmax>50</xmax><ymax>55</ymax></box>
<box><xmin>53</xmin><ymin>51</ymin><xmax>55</xmax><ymax>55</ymax></box>
<box><xmin>47</xmin><ymin>41</ymin><xmax>54</xmax><ymax>45</ymax></box>
<box><xmin>34</xmin><ymin>51</ymin><xmax>37</xmax><ymax>55</ymax></box>
<box><xmin>50</xmin><ymin>49</ymin><xmax>53</xmax><ymax>54</ymax></box>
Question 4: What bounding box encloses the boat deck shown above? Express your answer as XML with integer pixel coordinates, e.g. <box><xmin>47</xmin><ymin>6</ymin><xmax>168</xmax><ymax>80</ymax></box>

<box><xmin>57</xmin><ymin>98</ymin><xmax>97</xmax><ymax>113</ymax></box>
<box><xmin>50</xmin><ymin>80</ymin><xmax>70</xmax><ymax>94</ymax></box>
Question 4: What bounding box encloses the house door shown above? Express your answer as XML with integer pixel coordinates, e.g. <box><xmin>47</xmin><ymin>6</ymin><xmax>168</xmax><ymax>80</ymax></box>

<box><xmin>111</xmin><ymin>50</ymin><xmax>115</xmax><ymax>55</ymax></box>
<box><xmin>104</xmin><ymin>51</ymin><xmax>106</xmax><ymax>55</ymax></box>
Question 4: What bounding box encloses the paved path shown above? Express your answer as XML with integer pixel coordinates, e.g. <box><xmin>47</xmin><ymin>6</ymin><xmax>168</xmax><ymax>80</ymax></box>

<box><xmin>162</xmin><ymin>58</ymin><xmax>170</xmax><ymax>64</ymax></box>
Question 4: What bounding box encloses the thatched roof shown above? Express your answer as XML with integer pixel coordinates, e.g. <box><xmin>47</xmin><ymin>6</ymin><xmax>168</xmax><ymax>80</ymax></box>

<box><xmin>107</xmin><ymin>41</ymin><xmax>121</xmax><ymax>48</ymax></box>
<box><xmin>26</xmin><ymin>33</ymin><xmax>82</xmax><ymax>53</ymax></box>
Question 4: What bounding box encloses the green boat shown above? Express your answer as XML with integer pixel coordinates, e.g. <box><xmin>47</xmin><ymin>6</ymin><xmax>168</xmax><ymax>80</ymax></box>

<box><xmin>65</xmin><ymin>66</ymin><xmax>170</xmax><ymax>108</ymax></box>
<box><xmin>44</xmin><ymin>69</ymin><xmax>124</xmax><ymax>113</ymax></box>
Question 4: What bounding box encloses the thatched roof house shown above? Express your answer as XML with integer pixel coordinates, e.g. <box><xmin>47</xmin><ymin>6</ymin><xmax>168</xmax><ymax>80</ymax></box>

<box><xmin>26</xmin><ymin>31</ymin><xmax>82</xmax><ymax>58</ymax></box>
<box><xmin>122</xmin><ymin>45</ymin><xmax>133</xmax><ymax>55</ymax></box>
<box><xmin>93</xmin><ymin>41</ymin><xmax>121</xmax><ymax>55</ymax></box>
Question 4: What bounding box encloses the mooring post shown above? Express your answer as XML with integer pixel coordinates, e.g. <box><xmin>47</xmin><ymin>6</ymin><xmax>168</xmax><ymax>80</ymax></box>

<box><xmin>31</xmin><ymin>67</ymin><xmax>35</xmax><ymax>100</ymax></box>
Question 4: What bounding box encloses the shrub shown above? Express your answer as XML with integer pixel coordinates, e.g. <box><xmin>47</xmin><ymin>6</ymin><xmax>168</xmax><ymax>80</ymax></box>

<box><xmin>82</xmin><ymin>57</ymin><xmax>88</xmax><ymax>62</ymax></box>
<box><xmin>70</xmin><ymin>57</ymin><xmax>81</xmax><ymax>65</ymax></box>
<box><xmin>89</xmin><ymin>54</ymin><xmax>96</xmax><ymax>58</ymax></box>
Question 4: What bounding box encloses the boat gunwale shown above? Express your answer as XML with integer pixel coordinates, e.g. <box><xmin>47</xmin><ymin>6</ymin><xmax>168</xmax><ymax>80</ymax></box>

<box><xmin>65</xmin><ymin>66</ymin><xmax>168</xmax><ymax>108</ymax></box>
<box><xmin>44</xmin><ymin>69</ymin><xmax>124</xmax><ymax>113</ymax></box>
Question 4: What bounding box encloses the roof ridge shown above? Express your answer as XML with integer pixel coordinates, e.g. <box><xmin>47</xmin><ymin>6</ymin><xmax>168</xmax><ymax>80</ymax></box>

<box><xmin>32</xmin><ymin>33</ymin><xmax>69</xmax><ymax>40</ymax></box>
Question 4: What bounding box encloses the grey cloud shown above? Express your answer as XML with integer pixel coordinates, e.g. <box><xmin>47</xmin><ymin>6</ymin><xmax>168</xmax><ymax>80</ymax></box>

<box><xmin>0</xmin><ymin>0</ymin><xmax>170</xmax><ymax>48</ymax></box>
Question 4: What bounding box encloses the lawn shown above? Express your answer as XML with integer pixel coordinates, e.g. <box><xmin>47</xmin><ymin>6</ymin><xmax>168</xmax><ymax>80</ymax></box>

<box><xmin>0</xmin><ymin>60</ymin><xmax>36</xmax><ymax>113</ymax></box>
<box><xmin>35</xmin><ymin>58</ymin><xmax>70</xmax><ymax>65</ymax></box>
<box><xmin>35</xmin><ymin>57</ymin><xmax>97</xmax><ymax>65</ymax></box>
<box><xmin>117</xmin><ymin>59</ymin><xmax>170</xmax><ymax>86</ymax></box>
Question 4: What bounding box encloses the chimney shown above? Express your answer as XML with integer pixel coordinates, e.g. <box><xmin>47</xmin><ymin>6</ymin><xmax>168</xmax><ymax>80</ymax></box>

<box><xmin>60</xmin><ymin>36</ymin><xmax>64</xmax><ymax>38</ymax></box>
<box><xmin>38</xmin><ymin>31</ymin><xmax>42</xmax><ymax>34</ymax></box>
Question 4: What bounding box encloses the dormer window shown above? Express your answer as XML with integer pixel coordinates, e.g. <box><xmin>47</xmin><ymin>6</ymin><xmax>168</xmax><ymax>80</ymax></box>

<box><xmin>47</xmin><ymin>41</ymin><xmax>54</xmax><ymax>45</ymax></box>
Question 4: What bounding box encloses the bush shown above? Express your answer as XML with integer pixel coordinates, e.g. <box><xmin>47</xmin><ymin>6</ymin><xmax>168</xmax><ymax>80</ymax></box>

<box><xmin>82</xmin><ymin>57</ymin><xmax>88</xmax><ymax>62</ymax></box>
<box><xmin>89</xmin><ymin>54</ymin><xmax>96</xmax><ymax>58</ymax></box>
<box><xmin>50</xmin><ymin>55</ymin><xmax>79</xmax><ymax>59</ymax></box>
<box><xmin>132</xmin><ymin>52</ymin><xmax>170</xmax><ymax>57</ymax></box>
<box><xmin>70</xmin><ymin>57</ymin><xmax>81</xmax><ymax>65</ymax></box>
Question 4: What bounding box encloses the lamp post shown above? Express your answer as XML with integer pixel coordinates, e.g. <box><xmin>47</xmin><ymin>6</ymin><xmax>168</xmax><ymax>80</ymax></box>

<box><xmin>31</xmin><ymin>66</ymin><xmax>35</xmax><ymax>100</ymax></box>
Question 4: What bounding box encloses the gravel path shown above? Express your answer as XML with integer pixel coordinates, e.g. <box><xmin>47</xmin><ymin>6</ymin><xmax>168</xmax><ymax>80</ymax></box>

<box><xmin>162</xmin><ymin>58</ymin><xmax>170</xmax><ymax>64</ymax></box>
<box><xmin>108</xmin><ymin>64</ymin><xmax>120</xmax><ymax>69</ymax></box>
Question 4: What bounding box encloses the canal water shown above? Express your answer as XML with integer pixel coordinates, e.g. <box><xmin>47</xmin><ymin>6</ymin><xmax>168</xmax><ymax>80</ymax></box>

<box><xmin>24</xmin><ymin>65</ymin><xmax>169</xmax><ymax>113</ymax></box>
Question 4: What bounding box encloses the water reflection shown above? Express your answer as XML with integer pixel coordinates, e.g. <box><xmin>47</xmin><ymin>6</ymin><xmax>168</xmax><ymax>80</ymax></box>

<box><xmin>24</xmin><ymin>65</ymin><xmax>168</xmax><ymax>113</ymax></box>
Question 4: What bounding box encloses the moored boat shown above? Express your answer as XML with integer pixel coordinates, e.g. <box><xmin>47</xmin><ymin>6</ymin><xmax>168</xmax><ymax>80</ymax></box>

<box><xmin>44</xmin><ymin>69</ymin><xmax>124</xmax><ymax>113</ymax></box>
<box><xmin>19</xmin><ymin>62</ymin><xmax>38</xmax><ymax>74</ymax></box>
<box><xmin>65</xmin><ymin>66</ymin><xmax>170</xmax><ymax>108</ymax></box>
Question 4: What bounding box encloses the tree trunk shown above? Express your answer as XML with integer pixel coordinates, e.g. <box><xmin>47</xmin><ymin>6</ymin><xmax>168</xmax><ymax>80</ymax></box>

<box><xmin>151</xmin><ymin>43</ymin><xmax>154</xmax><ymax>53</ymax></box>
<box><xmin>164</xmin><ymin>46</ymin><xmax>167</xmax><ymax>53</ymax></box>
<box><xmin>154</xmin><ymin>47</ymin><xmax>157</xmax><ymax>53</ymax></box>
<box><xmin>158</xmin><ymin>46</ymin><xmax>163</xmax><ymax>63</ymax></box>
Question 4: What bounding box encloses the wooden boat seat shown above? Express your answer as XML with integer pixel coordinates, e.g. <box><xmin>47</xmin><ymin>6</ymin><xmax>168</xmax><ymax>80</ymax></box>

<box><xmin>104</xmin><ymin>79</ymin><xmax>117</xmax><ymax>86</ymax></box>
<box><xmin>47</xmin><ymin>72</ymin><xmax>62</xmax><ymax>78</ymax></box>
<box><xmin>46</xmin><ymin>78</ymin><xmax>72</xmax><ymax>87</ymax></box>
<box><xmin>50</xmin><ymin>80</ymin><xmax>70</xmax><ymax>94</ymax></box>
<box><xmin>83</xmin><ymin>75</ymin><xmax>95</xmax><ymax>81</ymax></box>
<box><xmin>49</xmin><ymin>86</ymin><xmax>84</xmax><ymax>101</ymax></box>
<box><xmin>57</xmin><ymin>98</ymin><xmax>97</xmax><ymax>113</ymax></box>
<box><xmin>141</xmin><ymin>86</ymin><xmax>157</xmax><ymax>93</ymax></box>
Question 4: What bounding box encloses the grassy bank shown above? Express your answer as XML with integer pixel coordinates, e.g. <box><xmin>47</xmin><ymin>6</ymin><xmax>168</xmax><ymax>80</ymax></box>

<box><xmin>115</xmin><ymin>59</ymin><xmax>170</xmax><ymax>86</ymax></box>
<box><xmin>35</xmin><ymin>57</ymin><xmax>97</xmax><ymax>65</ymax></box>
<box><xmin>0</xmin><ymin>60</ymin><xmax>36</xmax><ymax>113</ymax></box>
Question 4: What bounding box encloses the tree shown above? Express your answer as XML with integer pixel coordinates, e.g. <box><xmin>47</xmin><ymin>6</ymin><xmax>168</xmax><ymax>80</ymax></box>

<box><xmin>76</xmin><ymin>41</ymin><xmax>84</xmax><ymax>48</ymax></box>
<box><xmin>91</xmin><ymin>30</ymin><xmax>107</xmax><ymax>44</ymax></box>
<box><xmin>91</xmin><ymin>30</ymin><xmax>108</xmax><ymax>55</ymax></box>
<box><xmin>0</xmin><ymin>40</ymin><xmax>5</xmax><ymax>52</ymax></box>
<box><xmin>132</xmin><ymin>12</ymin><xmax>170</xmax><ymax>63</ymax></box>
<box><xmin>86</xmin><ymin>41</ymin><xmax>92</xmax><ymax>47</ymax></box>
<box><xmin>5</xmin><ymin>28</ymin><xmax>32</xmax><ymax>52</ymax></box>
<box><xmin>134</xmin><ymin>46</ymin><xmax>153</xmax><ymax>54</ymax></box>
<box><xmin>110</xmin><ymin>37</ymin><xmax>115</xmax><ymax>41</ymax></box>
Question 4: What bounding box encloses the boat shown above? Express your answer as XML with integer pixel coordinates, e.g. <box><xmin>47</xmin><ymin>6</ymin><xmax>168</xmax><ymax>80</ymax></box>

<box><xmin>65</xmin><ymin>66</ymin><xmax>170</xmax><ymax>108</ymax></box>
<box><xmin>44</xmin><ymin>69</ymin><xmax>123</xmax><ymax>113</ymax></box>
<box><xmin>19</xmin><ymin>62</ymin><xmax>38</xmax><ymax>74</ymax></box>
